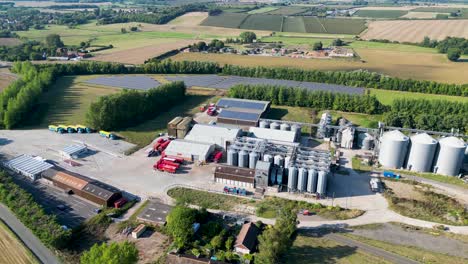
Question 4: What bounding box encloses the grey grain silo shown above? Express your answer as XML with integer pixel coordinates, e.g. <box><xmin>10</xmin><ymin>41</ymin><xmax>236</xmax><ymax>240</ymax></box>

<box><xmin>433</xmin><ymin>137</ymin><xmax>466</xmax><ymax>176</ymax></box>
<box><xmin>297</xmin><ymin>167</ymin><xmax>308</xmax><ymax>192</ymax></box>
<box><xmin>270</xmin><ymin>122</ymin><xmax>280</xmax><ymax>130</ymax></box>
<box><xmin>316</xmin><ymin>171</ymin><xmax>328</xmax><ymax>195</ymax></box>
<box><xmin>276</xmin><ymin>167</ymin><xmax>284</xmax><ymax>185</ymax></box>
<box><xmin>307</xmin><ymin>169</ymin><xmax>318</xmax><ymax>193</ymax></box>
<box><xmin>464</xmin><ymin>146</ymin><xmax>468</xmax><ymax>164</ymax></box>
<box><xmin>274</xmin><ymin>155</ymin><xmax>284</xmax><ymax>167</ymax></box>
<box><xmin>249</xmin><ymin>152</ymin><xmax>259</xmax><ymax>169</ymax></box>
<box><xmin>287</xmin><ymin>166</ymin><xmax>298</xmax><ymax>191</ymax></box>
<box><xmin>263</xmin><ymin>154</ymin><xmax>273</xmax><ymax>163</ymax></box>
<box><xmin>280</xmin><ymin>123</ymin><xmax>290</xmax><ymax>131</ymax></box>
<box><xmin>259</xmin><ymin>120</ymin><xmax>270</xmax><ymax>128</ymax></box>
<box><xmin>406</xmin><ymin>133</ymin><xmax>437</xmax><ymax>173</ymax></box>
<box><xmin>238</xmin><ymin>150</ymin><xmax>249</xmax><ymax>168</ymax></box>
<box><xmin>284</xmin><ymin>156</ymin><xmax>291</xmax><ymax>168</ymax></box>
<box><xmin>270</xmin><ymin>167</ymin><xmax>277</xmax><ymax>185</ymax></box>
<box><xmin>227</xmin><ymin>148</ymin><xmax>238</xmax><ymax>167</ymax></box>
<box><xmin>378</xmin><ymin>130</ymin><xmax>409</xmax><ymax>169</ymax></box>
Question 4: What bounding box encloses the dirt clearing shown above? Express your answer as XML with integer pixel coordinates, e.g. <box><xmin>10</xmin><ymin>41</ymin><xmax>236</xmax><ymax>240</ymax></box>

<box><xmin>0</xmin><ymin>38</ymin><xmax>21</xmax><ymax>46</ymax></box>
<box><xmin>168</xmin><ymin>12</ymin><xmax>209</xmax><ymax>26</ymax></box>
<box><xmin>0</xmin><ymin>69</ymin><xmax>17</xmax><ymax>91</ymax></box>
<box><xmin>361</xmin><ymin>19</ymin><xmax>468</xmax><ymax>42</ymax></box>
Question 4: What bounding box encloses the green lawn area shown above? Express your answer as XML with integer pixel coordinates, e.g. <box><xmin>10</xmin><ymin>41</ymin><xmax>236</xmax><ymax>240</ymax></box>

<box><xmin>342</xmin><ymin>233</ymin><xmax>468</xmax><ymax>264</ymax></box>
<box><xmin>247</xmin><ymin>6</ymin><xmax>279</xmax><ymax>14</ymax></box>
<box><xmin>369</xmin><ymin>89</ymin><xmax>468</xmax><ymax>105</ymax></box>
<box><xmin>284</xmin><ymin>232</ymin><xmax>391</xmax><ymax>264</ymax></box>
<box><xmin>265</xmin><ymin>105</ymin><xmax>315</xmax><ymax>134</ymax></box>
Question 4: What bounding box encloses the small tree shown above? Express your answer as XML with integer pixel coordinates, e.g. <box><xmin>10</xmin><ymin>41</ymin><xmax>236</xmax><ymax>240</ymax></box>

<box><xmin>121</xmin><ymin>28</ymin><xmax>127</xmax><ymax>34</ymax></box>
<box><xmin>447</xmin><ymin>48</ymin><xmax>461</xmax><ymax>61</ymax></box>
<box><xmin>80</xmin><ymin>241</ymin><xmax>138</xmax><ymax>264</ymax></box>
<box><xmin>239</xmin><ymin>31</ymin><xmax>257</xmax><ymax>43</ymax></box>
<box><xmin>332</xmin><ymin>38</ymin><xmax>344</xmax><ymax>46</ymax></box>
<box><xmin>45</xmin><ymin>34</ymin><xmax>64</xmax><ymax>48</ymax></box>
<box><xmin>166</xmin><ymin>205</ymin><xmax>198</xmax><ymax>249</ymax></box>
<box><xmin>225</xmin><ymin>236</ymin><xmax>234</xmax><ymax>251</ymax></box>
<box><xmin>210</xmin><ymin>234</ymin><xmax>224</xmax><ymax>250</ymax></box>
<box><xmin>130</xmin><ymin>26</ymin><xmax>138</xmax><ymax>32</ymax></box>
<box><xmin>312</xmin><ymin>41</ymin><xmax>323</xmax><ymax>51</ymax></box>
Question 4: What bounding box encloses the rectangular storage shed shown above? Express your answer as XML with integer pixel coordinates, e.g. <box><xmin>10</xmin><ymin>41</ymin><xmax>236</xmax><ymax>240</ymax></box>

<box><xmin>184</xmin><ymin>124</ymin><xmax>241</xmax><ymax>149</ymax></box>
<box><xmin>60</xmin><ymin>144</ymin><xmax>88</xmax><ymax>159</ymax></box>
<box><xmin>214</xmin><ymin>165</ymin><xmax>255</xmax><ymax>188</ymax></box>
<box><xmin>217</xmin><ymin>109</ymin><xmax>262</xmax><ymax>127</ymax></box>
<box><xmin>249</xmin><ymin>127</ymin><xmax>298</xmax><ymax>143</ymax></box>
<box><xmin>164</xmin><ymin>139</ymin><xmax>215</xmax><ymax>162</ymax></box>
<box><xmin>168</xmin><ymin>116</ymin><xmax>183</xmax><ymax>138</ymax></box>
<box><xmin>5</xmin><ymin>154</ymin><xmax>54</xmax><ymax>181</ymax></box>
<box><xmin>82</xmin><ymin>181</ymin><xmax>123</xmax><ymax>207</ymax></box>
<box><xmin>217</xmin><ymin>98</ymin><xmax>270</xmax><ymax>113</ymax></box>
<box><xmin>176</xmin><ymin>117</ymin><xmax>192</xmax><ymax>139</ymax></box>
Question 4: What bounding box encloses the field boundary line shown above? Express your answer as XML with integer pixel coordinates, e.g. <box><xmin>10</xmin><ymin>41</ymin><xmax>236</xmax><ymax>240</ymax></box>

<box><xmin>238</xmin><ymin>14</ymin><xmax>251</xmax><ymax>29</ymax></box>
<box><xmin>316</xmin><ymin>17</ymin><xmax>327</xmax><ymax>33</ymax></box>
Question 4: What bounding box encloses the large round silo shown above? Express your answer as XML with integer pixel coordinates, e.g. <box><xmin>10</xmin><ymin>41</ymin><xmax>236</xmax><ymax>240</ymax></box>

<box><xmin>406</xmin><ymin>133</ymin><xmax>437</xmax><ymax>173</ymax></box>
<box><xmin>227</xmin><ymin>148</ymin><xmax>238</xmax><ymax>166</ymax></box>
<box><xmin>259</xmin><ymin>121</ymin><xmax>270</xmax><ymax>128</ymax></box>
<box><xmin>280</xmin><ymin>123</ymin><xmax>290</xmax><ymax>131</ymax></box>
<box><xmin>378</xmin><ymin>130</ymin><xmax>409</xmax><ymax>169</ymax></box>
<box><xmin>297</xmin><ymin>167</ymin><xmax>308</xmax><ymax>192</ymax></box>
<box><xmin>270</xmin><ymin>122</ymin><xmax>280</xmax><ymax>130</ymax></box>
<box><xmin>284</xmin><ymin>156</ymin><xmax>291</xmax><ymax>168</ymax></box>
<box><xmin>274</xmin><ymin>155</ymin><xmax>284</xmax><ymax>167</ymax></box>
<box><xmin>287</xmin><ymin>167</ymin><xmax>298</xmax><ymax>190</ymax></box>
<box><xmin>433</xmin><ymin>137</ymin><xmax>466</xmax><ymax>176</ymax></box>
<box><xmin>291</xmin><ymin>124</ymin><xmax>301</xmax><ymax>134</ymax></box>
<box><xmin>358</xmin><ymin>133</ymin><xmax>374</xmax><ymax>150</ymax></box>
<box><xmin>464</xmin><ymin>146</ymin><xmax>468</xmax><ymax>164</ymax></box>
<box><xmin>238</xmin><ymin>150</ymin><xmax>249</xmax><ymax>168</ymax></box>
<box><xmin>249</xmin><ymin>152</ymin><xmax>259</xmax><ymax>169</ymax></box>
<box><xmin>316</xmin><ymin>171</ymin><xmax>328</xmax><ymax>195</ymax></box>
<box><xmin>263</xmin><ymin>154</ymin><xmax>273</xmax><ymax>163</ymax></box>
<box><xmin>307</xmin><ymin>169</ymin><xmax>318</xmax><ymax>193</ymax></box>
<box><xmin>270</xmin><ymin>167</ymin><xmax>277</xmax><ymax>185</ymax></box>
<box><xmin>276</xmin><ymin>167</ymin><xmax>284</xmax><ymax>185</ymax></box>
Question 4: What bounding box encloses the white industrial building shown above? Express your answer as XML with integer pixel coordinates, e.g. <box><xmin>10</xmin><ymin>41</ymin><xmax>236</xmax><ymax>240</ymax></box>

<box><xmin>164</xmin><ymin>139</ymin><xmax>215</xmax><ymax>162</ymax></box>
<box><xmin>184</xmin><ymin>124</ymin><xmax>241</xmax><ymax>149</ymax></box>
<box><xmin>60</xmin><ymin>144</ymin><xmax>88</xmax><ymax>159</ymax></box>
<box><xmin>249</xmin><ymin>127</ymin><xmax>297</xmax><ymax>143</ymax></box>
<box><xmin>4</xmin><ymin>154</ymin><xmax>54</xmax><ymax>181</ymax></box>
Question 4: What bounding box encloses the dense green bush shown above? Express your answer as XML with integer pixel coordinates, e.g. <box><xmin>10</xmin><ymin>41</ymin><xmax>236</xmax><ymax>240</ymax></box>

<box><xmin>228</xmin><ymin>84</ymin><xmax>386</xmax><ymax>114</ymax></box>
<box><xmin>80</xmin><ymin>241</ymin><xmax>138</xmax><ymax>264</ymax></box>
<box><xmin>86</xmin><ymin>81</ymin><xmax>186</xmax><ymax>130</ymax></box>
<box><xmin>0</xmin><ymin>170</ymin><xmax>71</xmax><ymax>248</ymax></box>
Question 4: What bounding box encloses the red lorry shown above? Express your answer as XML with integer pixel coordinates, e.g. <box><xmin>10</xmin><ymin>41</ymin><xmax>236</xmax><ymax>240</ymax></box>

<box><xmin>211</xmin><ymin>151</ymin><xmax>223</xmax><ymax>163</ymax></box>
<box><xmin>154</xmin><ymin>162</ymin><xmax>178</xmax><ymax>173</ymax></box>
<box><xmin>207</xmin><ymin>106</ymin><xmax>217</xmax><ymax>116</ymax></box>
<box><xmin>114</xmin><ymin>198</ymin><xmax>127</xmax><ymax>208</ymax></box>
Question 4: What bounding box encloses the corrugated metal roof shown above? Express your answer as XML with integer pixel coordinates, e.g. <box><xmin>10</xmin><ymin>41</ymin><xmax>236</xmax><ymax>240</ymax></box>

<box><xmin>217</xmin><ymin>98</ymin><xmax>269</xmax><ymax>111</ymax></box>
<box><xmin>184</xmin><ymin>124</ymin><xmax>241</xmax><ymax>147</ymax></box>
<box><xmin>83</xmin><ymin>181</ymin><xmax>120</xmax><ymax>200</ymax></box>
<box><xmin>255</xmin><ymin>160</ymin><xmax>271</xmax><ymax>171</ymax></box>
<box><xmin>61</xmin><ymin>144</ymin><xmax>87</xmax><ymax>156</ymax></box>
<box><xmin>5</xmin><ymin>155</ymin><xmax>53</xmax><ymax>177</ymax></box>
<box><xmin>165</xmin><ymin>139</ymin><xmax>214</xmax><ymax>156</ymax></box>
<box><xmin>249</xmin><ymin>127</ymin><xmax>297</xmax><ymax>143</ymax></box>
<box><xmin>218</xmin><ymin>109</ymin><xmax>261</xmax><ymax>122</ymax></box>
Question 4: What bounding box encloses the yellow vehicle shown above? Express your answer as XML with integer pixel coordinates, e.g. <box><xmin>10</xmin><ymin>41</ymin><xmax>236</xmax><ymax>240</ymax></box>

<box><xmin>48</xmin><ymin>125</ymin><xmax>58</xmax><ymax>132</ymax></box>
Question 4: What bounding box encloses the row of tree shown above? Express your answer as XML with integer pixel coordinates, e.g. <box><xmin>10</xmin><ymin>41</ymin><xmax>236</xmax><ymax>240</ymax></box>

<box><xmin>228</xmin><ymin>84</ymin><xmax>386</xmax><ymax>114</ymax></box>
<box><xmin>420</xmin><ymin>36</ymin><xmax>468</xmax><ymax>61</ymax></box>
<box><xmin>222</xmin><ymin>65</ymin><xmax>468</xmax><ymax>97</ymax></box>
<box><xmin>86</xmin><ymin>81</ymin><xmax>186</xmax><ymax>130</ymax></box>
<box><xmin>0</xmin><ymin>170</ymin><xmax>71</xmax><ymax>248</ymax></box>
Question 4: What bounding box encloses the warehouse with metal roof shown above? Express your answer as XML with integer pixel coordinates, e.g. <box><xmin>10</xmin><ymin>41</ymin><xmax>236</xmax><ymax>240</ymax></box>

<box><xmin>4</xmin><ymin>154</ymin><xmax>54</xmax><ymax>180</ymax></box>
<box><xmin>184</xmin><ymin>124</ymin><xmax>242</xmax><ymax>149</ymax></box>
<box><xmin>164</xmin><ymin>139</ymin><xmax>215</xmax><ymax>162</ymax></box>
<box><xmin>249</xmin><ymin>127</ymin><xmax>298</xmax><ymax>143</ymax></box>
<box><xmin>60</xmin><ymin>144</ymin><xmax>88</xmax><ymax>159</ymax></box>
<box><xmin>216</xmin><ymin>98</ymin><xmax>270</xmax><ymax>127</ymax></box>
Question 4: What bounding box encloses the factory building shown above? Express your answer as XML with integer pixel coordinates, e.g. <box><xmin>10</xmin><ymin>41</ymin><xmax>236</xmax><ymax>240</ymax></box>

<box><xmin>433</xmin><ymin>137</ymin><xmax>466</xmax><ymax>176</ymax></box>
<box><xmin>4</xmin><ymin>154</ymin><xmax>54</xmax><ymax>181</ymax></box>
<box><xmin>184</xmin><ymin>124</ymin><xmax>241</xmax><ymax>149</ymax></box>
<box><xmin>378</xmin><ymin>130</ymin><xmax>409</xmax><ymax>169</ymax></box>
<box><xmin>216</xmin><ymin>98</ymin><xmax>270</xmax><ymax>127</ymax></box>
<box><xmin>214</xmin><ymin>165</ymin><xmax>255</xmax><ymax>188</ymax></box>
<box><xmin>164</xmin><ymin>139</ymin><xmax>215</xmax><ymax>162</ymax></box>
<box><xmin>42</xmin><ymin>167</ymin><xmax>122</xmax><ymax>207</ymax></box>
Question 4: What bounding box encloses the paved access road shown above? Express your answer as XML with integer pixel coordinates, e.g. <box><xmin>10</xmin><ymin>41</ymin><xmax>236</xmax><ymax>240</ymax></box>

<box><xmin>0</xmin><ymin>204</ymin><xmax>60</xmax><ymax>264</ymax></box>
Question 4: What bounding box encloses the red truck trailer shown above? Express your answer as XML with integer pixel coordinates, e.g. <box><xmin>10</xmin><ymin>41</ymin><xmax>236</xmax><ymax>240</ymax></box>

<box><xmin>154</xmin><ymin>163</ymin><xmax>177</xmax><ymax>173</ymax></box>
<box><xmin>212</xmin><ymin>151</ymin><xmax>223</xmax><ymax>163</ymax></box>
<box><xmin>114</xmin><ymin>198</ymin><xmax>127</xmax><ymax>208</ymax></box>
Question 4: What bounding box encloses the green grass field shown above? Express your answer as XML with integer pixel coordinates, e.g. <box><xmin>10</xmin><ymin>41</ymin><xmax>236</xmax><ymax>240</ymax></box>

<box><xmin>369</xmin><ymin>89</ymin><xmax>468</xmax><ymax>105</ymax></box>
<box><xmin>354</xmin><ymin>10</ymin><xmax>408</xmax><ymax>18</ymax></box>
<box><xmin>267</xmin><ymin>6</ymin><xmax>306</xmax><ymax>15</ymax></box>
<box><xmin>284</xmin><ymin>233</ymin><xmax>391</xmax><ymax>264</ymax></box>
<box><xmin>247</xmin><ymin>6</ymin><xmax>279</xmax><ymax>14</ymax></box>
<box><xmin>282</xmin><ymin>17</ymin><xmax>307</xmax><ymax>33</ymax></box>
<box><xmin>200</xmin><ymin>13</ymin><xmax>248</xmax><ymax>28</ymax></box>
<box><xmin>240</xmin><ymin>14</ymin><xmax>283</xmax><ymax>31</ymax></box>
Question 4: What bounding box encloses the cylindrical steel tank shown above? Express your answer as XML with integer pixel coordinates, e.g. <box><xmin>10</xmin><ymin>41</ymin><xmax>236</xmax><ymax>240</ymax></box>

<box><xmin>227</xmin><ymin>148</ymin><xmax>238</xmax><ymax>167</ymax></box>
<box><xmin>433</xmin><ymin>137</ymin><xmax>466</xmax><ymax>176</ymax></box>
<box><xmin>270</xmin><ymin>167</ymin><xmax>277</xmax><ymax>185</ymax></box>
<box><xmin>259</xmin><ymin>121</ymin><xmax>270</xmax><ymax>128</ymax></box>
<box><xmin>358</xmin><ymin>132</ymin><xmax>374</xmax><ymax>150</ymax></box>
<box><xmin>307</xmin><ymin>169</ymin><xmax>318</xmax><ymax>193</ymax></box>
<box><xmin>297</xmin><ymin>167</ymin><xmax>308</xmax><ymax>192</ymax></box>
<box><xmin>406</xmin><ymin>133</ymin><xmax>437</xmax><ymax>173</ymax></box>
<box><xmin>284</xmin><ymin>156</ymin><xmax>291</xmax><ymax>168</ymax></box>
<box><xmin>464</xmin><ymin>146</ymin><xmax>468</xmax><ymax>164</ymax></box>
<box><xmin>280</xmin><ymin>123</ymin><xmax>290</xmax><ymax>131</ymax></box>
<box><xmin>276</xmin><ymin>167</ymin><xmax>283</xmax><ymax>185</ymax></box>
<box><xmin>274</xmin><ymin>155</ymin><xmax>284</xmax><ymax>167</ymax></box>
<box><xmin>378</xmin><ymin>130</ymin><xmax>409</xmax><ymax>169</ymax></box>
<box><xmin>270</xmin><ymin>122</ymin><xmax>280</xmax><ymax>130</ymax></box>
<box><xmin>249</xmin><ymin>152</ymin><xmax>259</xmax><ymax>169</ymax></box>
<box><xmin>336</xmin><ymin>130</ymin><xmax>342</xmax><ymax>144</ymax></box>
<box><xmin>238</xmin><ymin>150</ymin><xmax>249</xmax><ymax>168</ymax></box>
<box><xmin>287</xmin><ymin>166</ymin><xmax>298</xmax><ymax>190</ymax></box>
<box><xmin>316</xmin><ymin>171</ymin><xmax>328</xmax><ymax>195</ymax></box>
<box><xmin>263</xmin><ymin>154</ymin><xmax>273</xmax><ymax>163</ymax></box>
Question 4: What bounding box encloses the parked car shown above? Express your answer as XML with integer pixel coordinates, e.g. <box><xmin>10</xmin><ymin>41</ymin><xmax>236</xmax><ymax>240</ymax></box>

<box><xmin>56</xmin><ymin>205</ymin><xmax>66</xmax><ymax>211</ymax></box>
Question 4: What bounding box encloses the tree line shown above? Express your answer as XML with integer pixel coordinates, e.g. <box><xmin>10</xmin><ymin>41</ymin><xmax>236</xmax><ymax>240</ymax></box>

<box><xmin>86</xmin><ymin>81</ymin><xmax>186</xmax><ymax>130</ymax></box>
<box><xmin>420</xmin><ymin>36</ymin><xmax>468</xmax><ymax>61</ymax></box>
<box><xmin>229</xmin><ymin>84</ymin><xmax>386</xmax><ymax>115</ymax></box>
<box><xmin>0</xmin><ymin>170</ymin><xmax>71</xmax><ymax>248</ymax></box>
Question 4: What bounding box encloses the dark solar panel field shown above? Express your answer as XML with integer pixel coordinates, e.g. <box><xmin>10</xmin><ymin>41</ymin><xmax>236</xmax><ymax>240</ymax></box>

<box><xmin>85</xmin><ymin>76</ymin><xmax>161</xmax><ymax>90</ymax></box>
<box><xmin>165</xmin><ymin>75</ymin><xmax>364</xmax><ymax>94</ymax></box>
<box><xmin>217</xmin><ymin>98</ymin><xmax>267</xmax><ymax>111</ymax></box>
<box><xmin>219</xmin><ymin>109</ymin><xmax>261</xmax><ymax>121</ymax></box>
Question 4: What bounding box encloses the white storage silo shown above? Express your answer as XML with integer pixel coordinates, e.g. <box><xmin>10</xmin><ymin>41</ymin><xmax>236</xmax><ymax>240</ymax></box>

<box><xmin>406</xmin><ymin>133</ymin><xmax>437</xmax><ymax>173</ymax></box>
<box><xmin>284</xmin><ymin>156</ymin><xmax>291</xmax><ymax>168</ymax></box>
<box><xmin>316</xmin><ymin>171</ymin><xmax>328</xmax><ymax>195</ymax></box>
<box><xmin>249</xmin><ymin>152</ymin><xmax>259</xmax><ymax>169</ymax></box>
<box><xmin>259</xmin><ymin>121</ymin><xmax>270</xmax><ymax>128</ymax></box>
<box><xmin>270</xmin><ymin>122</ymin><xmax>280</xmax><ymax>130</ymax></box>
<box><xmin>280</xmin><ymin>123</ymin><xmax>290</xmax><ymax>131</ymax></box>
<box><xmin>263</xmin><ymin>154</ymin><xmax>273</xmax><ymax>163</ymax></box>
<box><xmin>274</xmin><ymin>155</ymin><xmax>284</xmax><ymax>167</ymax></box>
<box><xmin>238</xmin><ymin>150</ymin><xmax>249</xmax><ymax>168</ymax></box>
<box><xmin>297</xmin><ymin>167</ymin><xmax>308</xmax><ymax>192</ymax></box>
<box><xmin>227</xmin><ymin>148</ymin><xmax>238</xmax><ymax>166</ymax></box>
<box><xmin>307</xmin><ymin>169</ymin><xmax>318</xmax><ymax>193</ymax></box>
<box><xmin>287</xmin><ymin>166</ymin><xmax>298</xmax><ymax>191</ymax></box>
<box><xmin>433</xmin><ymin>137</ymin><xmax>466</xmax><ymax>176</ymax></box>
<box><xmin>378</xmin><ymin>130</ymin><xmax>409</xmax><ymax>169</ymax></box>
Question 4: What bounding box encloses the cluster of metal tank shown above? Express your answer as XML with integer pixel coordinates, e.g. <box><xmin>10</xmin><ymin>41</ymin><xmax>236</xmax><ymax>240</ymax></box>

<box><xmin>287</xmin><ymin>166</ymin><xmax>327</xmax><ymax>195</ymax></box>
<box><xmin>378</xmin><ymin>131</ymin><xmax>467</xmax><ymax>176</ymax></box>
<box><xmin>317</xmin><ymin>112</ymin><xmax>332</xmax><ymax>139</ymax></box>
<box><xmin>227</xmin><ymin>148</ymin><xmax>260</xmax><ymax>169</ymax></box>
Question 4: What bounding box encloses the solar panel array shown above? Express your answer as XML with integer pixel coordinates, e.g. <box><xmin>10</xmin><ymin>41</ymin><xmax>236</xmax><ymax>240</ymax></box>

<box><xmin>217</xmin><ymin>98</ymin><xmax>267</xmax><ymax>111</ymax></box>
<box><xmin>218</xmin><ymin>109</ymin><xmax>261</xmax><ymax>121</ymax></box>
<box><xmin>166</xmin><ymin>75</ymin><xmax>364</xmax><ymax>95</ymax></box>
<box><xmin>85</xmin><ymin>76</ymin><xmax>161</xmax><ymax>90</ymax></box>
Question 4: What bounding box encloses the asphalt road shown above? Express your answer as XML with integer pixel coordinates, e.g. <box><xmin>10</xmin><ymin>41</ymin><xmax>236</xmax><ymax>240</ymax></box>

<box><xmin>326</xmin><ymin>233</ymin><xmax>420</xmax><ymax>264</ymax></box>
<box><xmin>0</xmin><ymin>203</ymin><xmax>60</xmax><ymax>264</ymax></box>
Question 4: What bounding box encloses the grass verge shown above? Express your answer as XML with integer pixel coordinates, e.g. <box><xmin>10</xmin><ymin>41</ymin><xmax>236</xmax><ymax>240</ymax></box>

<box><xmin>389</xmin><ymin>169</ymin><xmax>468</xmax><ymax>190</ymax></box>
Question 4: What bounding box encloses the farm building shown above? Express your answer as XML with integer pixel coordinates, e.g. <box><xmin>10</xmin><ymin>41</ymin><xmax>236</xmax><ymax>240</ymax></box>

<box><xmin>42</xmin><ymin>167</ymin><xmax>122</xmax><ymax>207</ymax></box>
<box><xmin>60</xmin><ymin>144</ymin><xmax>88</xmax><ymax>159</ymax></box>
<box><xmin>184</xmin><ymin>124</ymin><xmax>242</xmax><ymax>149</ymax></box>
<box><xmin>164</xmin><ymin>139</ymin><xmax>215</xmax><ymax>162</ymax></box>
<box><xmin>216</xmin><ymin>98</ymin><xmax>270</xmax><ymax>127</ymax></box>
<box><xmin>214</xmin><ymin>165</ymin><xmax>255</xmax><ymax>188</ymax></box>
<box><xmin>4</xmin><ymin>154</ymin><xmax>54</xmax><ymax>181</ymax></box>
<box><xmin>234</xmin><ymin>222</ymin><xmax>260</xmax><ymax>255</ymax></box>
<box><xmin>249</xmin><ymin>127</ymin><xmax>298</xmax><ymax>143</ymax></box>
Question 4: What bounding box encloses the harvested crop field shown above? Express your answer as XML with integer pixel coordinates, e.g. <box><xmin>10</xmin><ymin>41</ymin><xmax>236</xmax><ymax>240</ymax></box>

<box><xmin>240</xmin><ymin>14</ymin><xmax>283</xmax><ymax>31</ymax></box>
<box><xmin>168</xmin><ymin>12</ymin><xmax>208</xmax><ymax>26</ymax></box>
<box><xmin>0</xmin><ymin>38</ymin><xmax>21</xmax><ymax>46</ymax></box>
<box><xmin>401</xmin><ymin>12</ymin><xmax>448</xmax><ymax>19</ymax></box>
<box><xmin>361</xmin><ymin>19</ymin><xmax>468</xmax><ymax>42</ymax></box>
<box><xmin>0</xmin><ymin>221</ymin><xmax>38</xmax><ymax>264</ymax></box>
<box><xmin>354</xmin><ymin>10</ymin><xmax>408</xmax><ymax>18</ymax></box>
<box><xmin>0</xmin><ymin>69</ymin><xmax>16</xmax><ymax>90</ymax></box>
